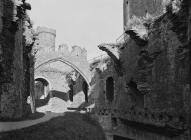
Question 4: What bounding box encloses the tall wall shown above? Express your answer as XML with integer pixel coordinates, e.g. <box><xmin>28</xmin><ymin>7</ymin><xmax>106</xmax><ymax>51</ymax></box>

<box><xmin>123</xmin><ymin>0</ymin><xmax>167</xmax><ymax>29</ymax></box>
<box><xmin>92</xmin><ymin>1</ymin><xmax>191</xmax><ymax>139</ymax></box>
<box><xmin>0</xmin><ymin>0</ymin><xmax>32</xmax><ymax>120</ymax></box>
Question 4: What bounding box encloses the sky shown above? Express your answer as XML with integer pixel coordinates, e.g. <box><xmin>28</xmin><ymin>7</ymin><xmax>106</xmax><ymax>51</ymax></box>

<box><xmin>27</xmin><ymin>0</ymin><xmax>123</xmax><ymax>60</ymax></box>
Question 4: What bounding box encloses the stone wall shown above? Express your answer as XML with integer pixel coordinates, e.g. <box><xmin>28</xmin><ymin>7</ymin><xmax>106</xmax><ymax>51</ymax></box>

<box><xmin>0</xmin><ymin>0</ymin><xmax>32</xmax><ymax>120</ymax></box>
<box><xmin>35</xmin><ymin>38</ymin><xmax>91</xmax><ymax>86</ymax></box>
<box><xmin>35</xmin><ymin>69</ymin><xmax>70</xmax><ymax>93</ymax></box>
<box><xmin>92</xmin><ymin>1</ymin><xmax>191</xmax><ymax>139</ymax></box>
<box><xmin>123</xmin><ymin>0</ymin><xmax>169</xmax><ymax>29</ymax></box>
<box><xmin>34</xmin><ymin>26</ymin><xmax>91</xmax><ymax>110</ymax></box>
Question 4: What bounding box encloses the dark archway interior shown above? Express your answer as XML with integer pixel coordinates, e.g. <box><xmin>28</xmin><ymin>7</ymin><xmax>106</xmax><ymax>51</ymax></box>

<box><xmin>82</xmin><ymin>81</ymin><xmax>89</xmax><ymax>103</ymax></box>
<box><xmin>68</xmin><ymin>82</ymin><xmax>74</xmax><ymax>102</ymax></box>
<box><xmin>113</xmin><ymin>135</ymin><xmax>134</xmax><ymax>140</ymax></box>
<box><xmin>106</xmin><ymin>77</ymin><xmax>114</xmax><ymax>102</ymax></box>
<box><xmin>34</xmin><ymin>78</ymin><xmax>49</xmax><ymax>100</ymax></box>
<box><xmin>35</xmin><ymin>78</ymin><xmax>49</xmax><ymax>86</ymax></box>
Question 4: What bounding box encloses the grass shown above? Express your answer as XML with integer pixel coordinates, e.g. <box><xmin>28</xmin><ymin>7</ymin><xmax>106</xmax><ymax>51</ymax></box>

<box><xmin>0</xmin><ymin>112</ymin><xmax>106</xmax><ymax>140</ymax></box>
<box><xmin>0</xmin><ymin>112</ymin><xmax>45</xmax><ymax>122</ymax></box>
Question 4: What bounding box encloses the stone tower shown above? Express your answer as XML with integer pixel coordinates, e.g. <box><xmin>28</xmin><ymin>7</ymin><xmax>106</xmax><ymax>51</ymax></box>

<box><xmin>36</xmin><ymin>26</ymin><xmax>56</xmax><ymax>52</ymax></box>
<box><xmin>123</xmin><ymin>0</ymin><xmax>166</xmax><ymax>29</ymax></box>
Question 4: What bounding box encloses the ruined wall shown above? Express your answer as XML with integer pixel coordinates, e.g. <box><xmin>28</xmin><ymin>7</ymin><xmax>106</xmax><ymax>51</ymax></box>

<box><xmin>23</xmin><ymin>19</ymin><xmax>35</xmax><ymax>115</ymax></box>
<box><xmin>0</xmin><ymin>0</ymin><xmax>32</xmax><ymax>120</ymax></box>
<box><xmin>93</xmin><ymin>1</ymin><xmax>191</xmax><ymax>139</ymax></box>
<box><xmin>35</xmin><ymin>37</ymin><xmax>91</xmax><ymax>86</ymax></box>
<box><xmin>123</xmin><ymin>0</ymin><xmax>169</xmax><ymax>29</ymax></box>
<box><xmin>34</xmin><ymin>27</ymin><xmax>91</xmax><ymax>109</ymax></box>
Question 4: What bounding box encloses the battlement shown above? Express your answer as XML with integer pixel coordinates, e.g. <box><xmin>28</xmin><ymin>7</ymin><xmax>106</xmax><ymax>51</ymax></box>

<box><xmin>71</xmin><ymin>45</ymin><xmax>87</xmax><ymax>59</ymax></box>
<box><xmin>36</xmin><ymin>26</ymin><xmax>56</xmax><ymax>36</ymax></box>
<box><xmin>58</xmin><ymin>44</ymin><xmax>70</xmax><ymax>55</ymax></box>
<box><xmin>57</xmin><ymin>44</ymin><xmax>87</xmax><ymax>59</ymax></box>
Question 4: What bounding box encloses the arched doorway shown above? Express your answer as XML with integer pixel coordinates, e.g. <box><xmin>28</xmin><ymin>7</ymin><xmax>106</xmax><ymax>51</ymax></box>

<box><xmin>106</xmin><ymin>77</ymin><xmax>114</xmax><ymax>103</ymax></box>
<box><xmin>34</xmin><ymin>78</ymin><xmax>50</xmax><ymax>99</ymax></box>
<box><xmin>82</xmin><ymin>81</ymin><xmax>89</xmax><ymax>103</ymax></box>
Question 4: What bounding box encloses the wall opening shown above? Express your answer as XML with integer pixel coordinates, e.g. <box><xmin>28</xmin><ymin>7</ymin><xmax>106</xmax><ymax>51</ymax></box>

<box><xmin>106</xmin><ymin>77</ymin><xmax>114</xmax><ymax>102</ymax></box>
<box><xmin>66</xmin><ymin>71</ymin><xmax>77</xmax><ymax>102</ymax></box>
<box><xmin>127</xmin><ymin>79</ymin><xmax>144</xmax><ymax>108</ymax></box>
<box><xmin>68</xmin><ymin>83</ymin><xmax>74</xmax><ymax>102</ymax></box>
<box><xmin>111</xmin><ymin>117</ymin><xmax>118</xmax><ymax>128</ymax></box>
<box><xmin>82</xmin><ymin>81</ymin><xmax>89</xmax><ymax>103</ymax></box>
<box><xmin>34</xmin><ymin>78</ymin><xmax>49</xmax><ymax>99</ymax></box>
<box><xmin>113</xmin><ymin>135</ymin><xmax>134</xmax><ymax>140</ymax></box>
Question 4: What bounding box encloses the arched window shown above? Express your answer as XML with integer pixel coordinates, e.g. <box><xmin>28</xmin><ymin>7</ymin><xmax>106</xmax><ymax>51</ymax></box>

<box><xmin>106</xmin><ymin>77</ymin><xmax>114</xmax><ymax>102</ymax></box>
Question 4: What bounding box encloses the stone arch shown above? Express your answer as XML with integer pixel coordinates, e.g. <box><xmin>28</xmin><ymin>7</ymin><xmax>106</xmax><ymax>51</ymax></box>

<box><xmin>34</xmin><ymin>76</ymin><xmax>51</xmax><ymax>88</ymax></box>
<box><xmin>35</xmin><ymin>51</ymin><xmax>91</xmax><ymax>86</ymax></box>
<box><xmin>34</xmin><ymin>76</ymin><xmax>51</xmax><ymax>99</ymax></box>
<box><xmin>106</xmin><ymin>76</ymin><xmax>114</xmax><ymax>102</ymax></box>
<box><xmin>35</xmin><ymin>77</ymin><xmax>49</xmax><ymax>85</ymax></box>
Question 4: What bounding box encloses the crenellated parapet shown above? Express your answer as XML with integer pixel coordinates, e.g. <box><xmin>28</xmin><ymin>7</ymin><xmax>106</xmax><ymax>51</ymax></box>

<box><xmin>57</xmin><ymin>44</ymin><xmax>87</xmax><ymax>59</ymax></box>
<box><xmin>58</xmin><ymin>44</ymin><xmax>69</xmax><ymax>54</ymax></box>
<box><xmin>71</xmin><ymin>45</ymin><xmax>87</xmax><ymax>59</ymax></box>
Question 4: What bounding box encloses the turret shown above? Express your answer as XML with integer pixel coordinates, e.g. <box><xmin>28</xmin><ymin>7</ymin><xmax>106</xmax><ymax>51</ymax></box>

<box><xmin>36</xmin><ymin>26</ymin><xmax>56</xmax><ymax>52</ymax></box>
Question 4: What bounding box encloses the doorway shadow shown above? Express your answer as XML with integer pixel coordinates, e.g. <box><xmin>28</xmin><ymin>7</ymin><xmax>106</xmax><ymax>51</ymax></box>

<box><xmin>35</xmin><ymin>90</ymin><xmax>69</xmax><ymax>108</ymax></box>
<box><xmin>35</xmin><ymin>94</ymin><xmax>50</xmax><ymax>108</ymax></box>
<box><xmin>51</xmin><ymin>90</ymin><xmax>68</xmax><ymax>101</ymax></box>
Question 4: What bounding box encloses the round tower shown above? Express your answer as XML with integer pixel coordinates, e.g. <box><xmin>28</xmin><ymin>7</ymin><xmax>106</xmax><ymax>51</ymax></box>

<box><xmin>36</xmin><ymin>26</ymin><xmax>56</xmax><ymax>52</ymax></box>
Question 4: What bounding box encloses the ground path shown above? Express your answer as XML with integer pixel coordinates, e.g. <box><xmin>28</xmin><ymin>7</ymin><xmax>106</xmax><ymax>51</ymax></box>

<box><xmin>0</xmin><ymin>112</ymin><xmax>106</xmax><ymax>140</ymax></box>
<box><xmin>0</xmin><ymin>94</ymin><xmax>106</xmax><ymax>140</ymax></box>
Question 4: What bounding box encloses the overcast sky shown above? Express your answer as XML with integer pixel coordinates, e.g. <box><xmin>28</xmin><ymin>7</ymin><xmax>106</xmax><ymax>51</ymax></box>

<box><xmin>28</xmin><ymin>0</ymin><xmax>123</xmax><ymax>60</ymax></box>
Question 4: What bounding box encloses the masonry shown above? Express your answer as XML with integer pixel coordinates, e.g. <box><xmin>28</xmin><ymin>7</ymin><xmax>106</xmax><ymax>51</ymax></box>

<box><xmin>33</xmin><ymin>26</ymin><xmax>91</xmax><ymax>109</ymax></box>
<box><xmin>0</xmin><ymin>0</ymin><xmax>33</xmax><ymax>120</ymax></box>
<box><xmin>88</xmin><ymin>0</ymin><xmax>191</xmax><ymax>139</ymax></box>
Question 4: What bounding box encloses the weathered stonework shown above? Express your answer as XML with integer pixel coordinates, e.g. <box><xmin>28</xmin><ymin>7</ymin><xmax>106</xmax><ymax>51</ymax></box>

<box><xmin>34</xmin><ymin>27</ymin><xmax>91</xmax><ymax>90</ymax></box>
<box><xmin>33</xmin><ymin>27</ymin><xmax>91</xmax><ymax>110</ymax></box>
<box><xmin>0</xmin><ymin>0</ymin><xmax>33</xmax><ymax>120</ymax></box>
<box><xmin>123</xmin><ymin>0</ymin><xmax>171</xmax><ymax>30</ymax></box>
<box><xmin>36</xmin><ymin>26</ymin><xmax>56</xmax><ymax>52</ymax></box>
<box><xmin>90</xmin><ymin>1</ymin><xmax>191</xmax><ymax>139</ymax></box>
